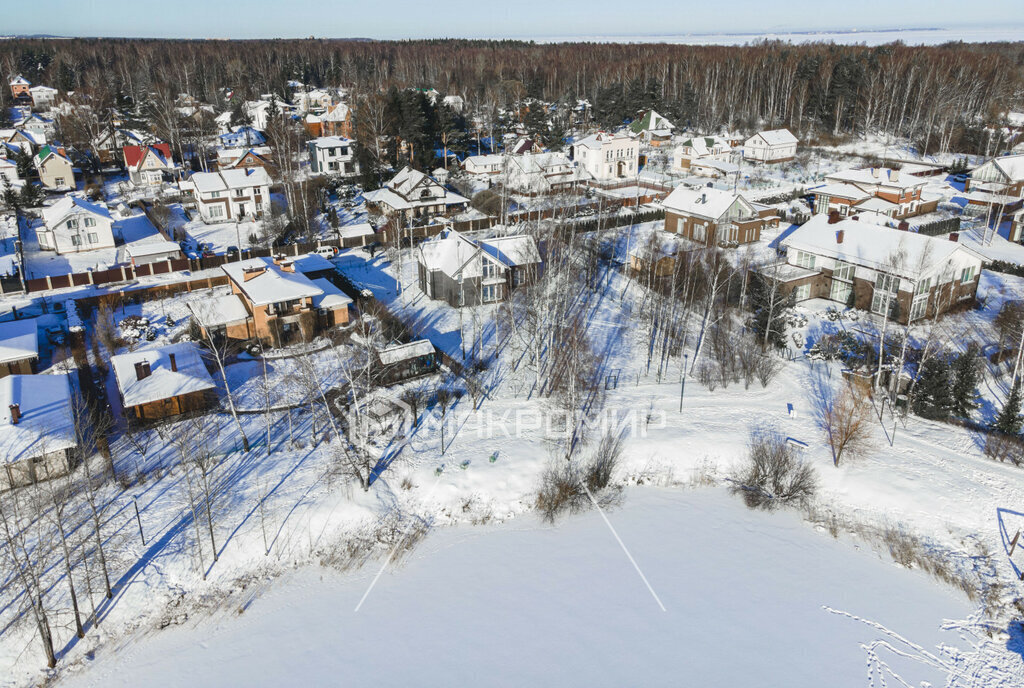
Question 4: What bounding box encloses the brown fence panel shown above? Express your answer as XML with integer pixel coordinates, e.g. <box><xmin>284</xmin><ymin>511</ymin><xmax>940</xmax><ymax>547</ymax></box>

<box><xmin>170</xmin><ymin>258</ymin><xmax>190</xmax><ymax>272</ymax></box>
<box><xmin>25</xmin><ymin>277</ymin><xmax>49</xmax><ymax>292</ymax></box>
<box><xmin>71</xmin><ymin>273</ymin><xmax>92</xmax><ymax>286</ymax></box>
<box><xmin>49</xmin><ymin>274</ymin><xmax>72</xmax><ymax>289</ymax></box>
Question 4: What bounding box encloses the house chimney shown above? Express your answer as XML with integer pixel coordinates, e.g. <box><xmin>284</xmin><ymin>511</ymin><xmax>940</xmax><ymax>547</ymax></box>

<box><xmin>828</xmin><ymin>210</ymin><xmax>841</xmax><ymax>225</ymax></box>
<box><xmin>872</xmin><ymin>167</ymin><xmax>880</xmax><ymax>178</ymax></box>
<box><xmin>836</xmin><ymin>229</ymin><xmax>845</xmax><ymax>244</ymax></box>
<box><xmin>134</xmin><ymin>360</ymin><xmax>151</xmax><ymax>381</ymax></box>
<box><xmin>279</xmin><ymin>260</ymin><xmax>295</xmax><ymax>273</ymax></box>
<box><xmin>701</xmin><ymin>192</ymin><xmax>706</xmax><ymax>204</ymax></box>
<box><xmin>169</xmin><ymin>352</ymin><xmax>177</xmax><ymax>372</ymax></box>
<box><xmin>890</xmin><ymin>169</ymin><xmax>899</xmax><ymax>182</ymax></box>
<box><xmin>9</xmin><ymin>403</ymin><xmax>20</xmax><ymax>425</ymax></box>
<box><xmin>243</xmin><ymin>266</ymin><xmax>265</xmax><ymax>281</ymax></box>
<box><xmin>949</xmin><ymin>232</ymin><xmax>960</xmax><ymax>242</ymax></box>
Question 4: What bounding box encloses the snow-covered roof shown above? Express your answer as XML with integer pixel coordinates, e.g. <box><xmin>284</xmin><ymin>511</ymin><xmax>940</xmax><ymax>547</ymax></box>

<box><xmin>749</xmin><ymin>128</ymin><xmax>798</xmax><ymax>146</ymax></box>
<box><xmin>41</xmin><ymin>195</ymin><xmax>112</xmax><ymax>228</ymax></box>
<box><xmin>111</xmin><ymin>342</ymin><xmax>216</xmax><ymax>409</ymax></box>
<box><xmin>188</xmin><ymin>294</ymin><xmax>250</xmax><ymax>328</ymax></box>
<box><xmin>691</xmin><ymin>158</ymin><xmax>740</xmax><ymax>175</ymax></box>
<box><xmin>854</xmin><ymin>196</ymin><xmax>898</xmax><ymax>213</ymax></box>
<box><xmin>310</xmin><ymin>278</ymin><xmax>353</xmax><ymax>310</ymax></box>
<box><xmin>0</xmin><ymin>374</ymin><xmax>76</xmax><ymax>464</ymax></box>
<box><xmin>222</xmin><ymin>257</ymin><xmax>324</xmax><ymax>306</ymax></box>
<box><xmin>418</xmin><ymin>231</ymin><xmax>480</xmax><ymax>277</ymax></box>
<box><xmin>321</xmin><ymin>103</ymin><xmax>350</xmax><ymax>122</ymax></box>
<box><xmin>826</xmin><ymin>167</ymin><xmax>926</xmax><ymax>190</ymax></box>
<box><xmin>0</xmin><ymin>318</ymin><xmax>38</xmax><ymax>364</ymax></box>
<box><xmin>676</xmin><ymin>136</ymin><xmax>731</xmax><ymax>157</ymax></box>
<box><xmin>809</xmin><ymin>183</ymin><xmax>871</xmax><ymax>201</ymax></box>
<box><xmin>291</xmin><ymin>253</ymin><xmax>335</xmax><ymax>274</ymax></box>
<box><xmin>125</xmin><ymin>241</ymin><xmax>181</xmax><ymax>258</ymax></box>
<box><xmin>337</xmin><ymin>222</ymin><xmax>376</xmax><ymax>239</ymax></box>
<box><xmin>574</xmin><ymin>131</ymin><xmax>629</xmax><ymax>150</ymax></box>
<box><xmin>185</xmin><ymin>167</ymin><xmax>271</xmax><ymax>193</ymax></box>
<box><xmin>629</xmin><ymin>110</ymin><xmax>675</xmax><ymax>135</ymax></box>
<box><xmin>377</xmin><ymin>340</ymin><xmax>435</xmax><ymax>366</ymax></box>
<box><xmin>310</xmin><ymin>136</ymin><xmax>352</xmax><ymax>149</ymax></box>
<box><xmin>479</xmin><ymin>235</ymin><xmax>542</xmax><ymax>267</ymax></box>
<box><xmin>9</xmin><ymin>75</ymin><xmax>30</xmax><ymax>86</ymax></box>
<box><xmin>781</xmin><ymin>215</ymin><xmax>979</xmax><ymax>280</ymax></box>
<box><xmin>661</xmin><ymin>186</ymin><xmax>753</xmax><ymax>220</ymax></box>
<box><xmin>982</xmin><ymin>154</ymin><xmax>1024</xmax><ymax>183</ymax></box>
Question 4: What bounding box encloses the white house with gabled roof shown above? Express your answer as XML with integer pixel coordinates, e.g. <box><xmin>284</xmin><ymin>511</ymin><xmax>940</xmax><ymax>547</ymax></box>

<box><xmin>742</xmin><ymin>129</ymin><xmax>798</xmax><ymax>163</ymax></box>
<box><xmin>363</xmin><ymin>167</ymin><xmax>468</xmax><ymax>223</ymax></box>
<box><xmin>0</xmin><ymin>373</ymin><xmax>77</xmax><ymax>490</ymax></box>
<box><xmin>38</xmin><ymin>196</ymin><xmax>116</xmax><ymax>253</ymax></box>
<box><xmin>572</xmin><ymin>131</ymin><xmax>637</xmax><ymax>181</ymax></box>
<box><xmin>178</xmin><ymin>167</ymin><xmax>272</xmax><ymax>223</ymax></box>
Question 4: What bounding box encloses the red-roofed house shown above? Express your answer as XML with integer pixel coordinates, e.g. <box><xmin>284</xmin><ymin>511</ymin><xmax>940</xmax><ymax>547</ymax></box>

<box><xmin>123</xmin><ymin>143</ymin><xmax>176</xmax><ymax>187</ymax></box>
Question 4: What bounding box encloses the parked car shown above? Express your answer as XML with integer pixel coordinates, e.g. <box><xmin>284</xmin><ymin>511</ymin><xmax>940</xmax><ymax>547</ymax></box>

<box><xmin>953</xmin><ymin>173</ymin><xmax>968</xmax><ymax>183</ymax></box>
<box><xmin>226</xmin><ymin>245</ymin><xmax>241</xmax><ymax>259</ymax></box>
<box><xmin>314</xmin><ymin>245</ymin><xmax>339</xmax><ymax>258</ymax></box>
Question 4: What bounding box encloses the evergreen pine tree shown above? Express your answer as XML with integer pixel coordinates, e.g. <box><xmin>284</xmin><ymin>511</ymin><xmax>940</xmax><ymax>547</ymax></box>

<box><xmin>912</xmin><ymin>355</ymin><xmax>953</xmax><ymax>421</ymax></box>
<box><xmin>994</xmin><ymin>380</ymin><xmax>1023</xmax><ymax>436</ymax></box>
<box><xmin>950</xmin><ymin>344</ymin><xmax>981</xmax><ymax>418</ymax></box>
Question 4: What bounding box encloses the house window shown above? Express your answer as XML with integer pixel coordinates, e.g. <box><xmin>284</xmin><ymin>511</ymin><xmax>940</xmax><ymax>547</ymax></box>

<box><xmin>84</xmin><ymin>217</ymin><xmax>96</xmax><ymax>228</ymax></box>
<box><xmin>70</xmin><ymin>235</ymin><xmax>81</xmax><ymax>246</ymax></box>
<box><xmin>693</xmin><ymin>223</ymin><xmax>707</xmax><ymax>242</ymax></box>
<box><xmin>210</xmin><ymin>191</ymin><xmax>222</xmax><ymax>199</ymax></box>
<box><xmin>66</xmin><ymin>219</ymin><xmax>79</xmax><ymax>230</ymax></box>
<box><xmin>833</xmin><ymin>260</ymin><xmax>855</xmax><ymax>282</ymax></box>
<box><xmin>794</xmin><ymin>250</ymin><xmax>815</xmax><ymax>270</ymax></box>
<box><xmin>871</xmin><ymin>274</ymin><xmax>900</xmax><ymax>316</ymax></box>
<box><xmin>54</xmin><ymin>177</ymin><xmax>64</xmax><ymax>186</ymax></box>
<box><xmin>482</xmin><ymin>259</ymin><xmax>498</xmax><ymax>280</ymax></box>
<box><xmin>482</xmin><ymin>284</ymin><xmax>500</xmax><ymax>302</ymax></box>
<box><xmin>87</xmin><ymin>232</ymin><xmax>98</xmax><ymax>244</ymax></box>
<box><xmin>910</xmin><ymin>293</ymin><xmax>929</xmax><ymax>322</ymax></box>
<box><xmin>830</xmin><ymin>280</ymin><xmax>852</xmax><ymax>304</ymax></box>
<box><xmin>793</xmin><ymin>284</ymin><xmax>811</xmax><ymax>301</ymax></box>
<box><xmin>960</xmin><ymin>266</ymin><xmax>975</xmax><ymax>283</ymax></box>
<box><xmin>209</xmin><ymin>206</ymin><xmax>224</xmax><ymax>219</ymax></box>
<box><xmin>235</xmin><ymin>188</ymin><xmax>246</xmax><ymax>197</ymax></box>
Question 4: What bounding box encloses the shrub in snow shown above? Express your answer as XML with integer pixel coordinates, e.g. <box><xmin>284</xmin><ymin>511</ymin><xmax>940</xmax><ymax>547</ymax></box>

<box><xmin>730</xmin><ymin>427</ymin><xmax>817</xmax><ymax>511</ymax></box>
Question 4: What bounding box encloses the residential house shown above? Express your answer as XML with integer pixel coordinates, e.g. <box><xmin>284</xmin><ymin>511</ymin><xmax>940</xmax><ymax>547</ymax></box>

<box><xmin>28</xmin><ymin>85</ymin><xmax>59</xmax><ymax>110</ymax></box>
<box><xmin>442</xmin><ymin>95</ymin><xmax>465</xmax><ymax>113</ymax></box>
<box><xmin>220</xmin><ymin>256</ymin><xmax>351</xmax><ymax>345</ymax></box>
<box><xmin>0</xmin><ymin>373</ymin><xmax>78</xmax><ymax>490</ymax></box>
<box><xmin>217</xmin><ymin>148</ymin><xmax>274</xmax><ymax>173</ymax></box>
<box><xmin>503</xmin><ymin>152</ymin><xmax>585</xmax><ymax>194</ymax></box>
<box><xmin>363</xmin><ymin>167</ymin><xmax>469</xmax><ymax>224</ymax></box>
<box><xmin>38</xmin><ymin>196</ymin><xmax>116</xmax><ymax>253</ymax></box>
<box><xmin>93</xmin><ymin>128</ymin><xmax>154</xmax><ymax>163</ymax></box>
<box><xmin>308</xmin><ymin>136</ymin><xmax>358</xmax><ymax>177</ymax></box>
<box><xmin>572</xmin><ymin>131</ymin><xmax>638</xmax><ymax>181</ymax></box>
<box><xmin>417</xmin><ymin>229</ymin><xmax>541</xmax><ymax>307</ymax></box>
<box><xmin>8</xmin><ymin>75</ymin><xmax>31</xmax><ymax>106</ymax></box>
<box><xmin>178</xmin><ymin>167</ymin><xmax>272</xmax><ymax>223</ymax></box>
<box><xmin>661</xmin><ymin>186</ymin><xmax>777</xmax><ymax>247</ymax></box>
<box><xmin>111</xmin><ymin>342</ymin><xmax>216</xmax><ymax>422</ymax></box>
<box><xmin>742</xmin><ymin>129</ymin><xmax>798</xmax><ymax>163</ymax></box>
<box><xmin>318</xmin><ymin>102</ymin><xmax>353</xmax><ymax>139</ymax></box>
<box><xmin>966</xmin><ymin>153</ymin><xmax>1024</xmax><ymax>198</ymax></box>
<box><xmin>463</xmin><ymin>154</ymin><xmax>505</xmax><ymax>175</ymax></box>
<box><xmin>34</xmin><ymin>144</ymin><xmax>75</xmax><ymax>189</ymax></box>
<box><xmin>18</xmin><ymin>113</ymin><xmax>55</xmax><ymax>143</ymax></box>
<box><xmin>628</xmin><ymin>109</ymin><xmax>675</xmax><ymax>146</ymax></box>
<box><xmin>0</xmin><ymin>158</ymin><xmax>20</xmax><ymax>187</ymax></box>
<box><xmin>0</xmin><ymin>319</ymin><xmax>39</xmax><ymax>377</ymax></box>
<box><xmin>776</xmin><ymin>214</ymin><xmax>983</xmax><ymax>324</ymax></box>
<box><xmin>1</xmin><ymin>129</ymin><xmax>40</xmax><ymax>155</ymax></box>
<box><xmin>218</xmin><ymin>126</ymin><xmax>267</xmax><ymax>149</ymax></box>
<box><xmin>507</xmin><ymin>137</ymin><xmax>543</xmax><ymax>155</ymax></box>
<box><xmin>295</xmin><ymin>88</ymin><xmax>338</xmax><ymax>115</ymax></box>
<box><xmin>123</xmin><ymin>143</ymin><xmax>177</xmax><ymax>187</ymax></box>
<box><xmin>671</xmin><ymin>135</ymin><xmax>733</xmax><ymax>172</ymax></box>
<box><xmin>688</xmin><ymin>158</ymin><xmax>740</xmax><ymax>180</ymax></box>
<box><xmin>822</xmin><ymin>167</ymin><xmax>934</xmax><ymax>219</ymax></box>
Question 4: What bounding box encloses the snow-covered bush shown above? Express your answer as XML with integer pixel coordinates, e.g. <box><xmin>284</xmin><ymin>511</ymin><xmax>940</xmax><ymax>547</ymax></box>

<box><xmin>730</xmin><ymin>427</ymin><xmax>817</xmax><ymax>511</ymax></box>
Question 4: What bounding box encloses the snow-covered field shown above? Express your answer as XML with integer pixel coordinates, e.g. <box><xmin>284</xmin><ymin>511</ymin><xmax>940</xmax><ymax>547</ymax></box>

<box><xmin>58</xmin><ymin>488</ymin><xmax>987</xmax><ymax>688</ymax></box>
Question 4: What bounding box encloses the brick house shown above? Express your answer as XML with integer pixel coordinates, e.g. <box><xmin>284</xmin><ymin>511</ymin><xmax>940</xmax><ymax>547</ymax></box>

<box><xmin>820</xmin><ymin>167</ymin><xmax>935</xmax><ymax>219</ymax></box>
<box><xmin>219</xmin><ymin>256</ymin><xmax>351</xmax><ymax>346</ymax></box>
<box><xmin>661</xmin><ymin>186</ymin><xmax>778</xmax><ymax>247</ymax></box>
<box><xmin>774</xmin><ymin>215</ymin><xmax>984</xmax><ymax>324</ymax></box>
<box><xmin>9</xmin><ymin>75</ymin><xmax>32</xmax><ymax>106</ymax></box>
<box><xmin>111</xmin><ymin>342</ymin><xmax>216</xmax><ymax>422</ymax></box>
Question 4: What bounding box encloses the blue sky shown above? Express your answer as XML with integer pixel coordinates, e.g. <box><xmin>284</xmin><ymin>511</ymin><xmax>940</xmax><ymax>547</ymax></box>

<box><xmin>5</xmin><ymin>0</ymin><xmax>1023</xmax><ymax>40</ymax></box>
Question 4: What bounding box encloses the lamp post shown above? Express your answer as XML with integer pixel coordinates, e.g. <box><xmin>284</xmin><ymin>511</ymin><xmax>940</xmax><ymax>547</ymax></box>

<box><xmin>679</xmin><ymin>353</ymin><xmax>688</xmax><ymax>412</ymax></box>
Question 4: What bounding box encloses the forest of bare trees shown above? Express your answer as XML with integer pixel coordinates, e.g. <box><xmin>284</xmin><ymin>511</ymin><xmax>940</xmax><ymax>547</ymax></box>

<box><xmin>1</xmin><ymin>38</ymin><xmax>1022</xmax><ymax>155</ymax></box>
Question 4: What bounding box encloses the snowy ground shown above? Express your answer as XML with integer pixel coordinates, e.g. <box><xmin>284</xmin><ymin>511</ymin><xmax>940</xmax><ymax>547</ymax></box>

<box><xmin>57</xmin><ymin>488</ymin><xmax>987</xmax><ymax>688</ymax></box>
<box><xmin>21</xmin><ymin>213</ymin><xmax>165</xmax><ymax>279</ymax></box>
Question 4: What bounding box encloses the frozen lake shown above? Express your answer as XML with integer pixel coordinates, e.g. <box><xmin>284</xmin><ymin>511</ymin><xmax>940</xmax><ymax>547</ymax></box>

<box><xmin>61</xmin><ymin>488</ymin><xmax>977</xmax><ymax>687</ymax></box>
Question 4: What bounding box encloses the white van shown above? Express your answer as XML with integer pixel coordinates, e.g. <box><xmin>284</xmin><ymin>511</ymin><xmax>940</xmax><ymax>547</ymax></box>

<box><xmin>314</xmin><ymin>245</ymin><xmax>339</xmax><ymax>258</ymax></box>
